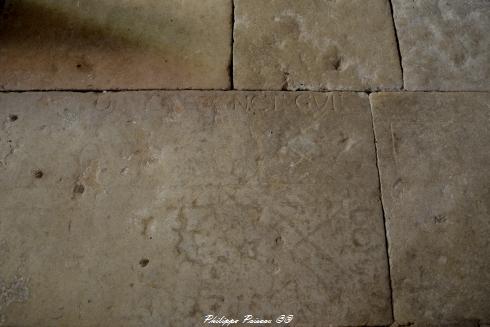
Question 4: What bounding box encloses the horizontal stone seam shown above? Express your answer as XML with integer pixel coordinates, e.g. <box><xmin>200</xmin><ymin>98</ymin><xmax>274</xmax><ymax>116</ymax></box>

<box><xmin>1</xmin><ymin>89</ymin><xmax>489</xmax><ymax>94</ymax></box>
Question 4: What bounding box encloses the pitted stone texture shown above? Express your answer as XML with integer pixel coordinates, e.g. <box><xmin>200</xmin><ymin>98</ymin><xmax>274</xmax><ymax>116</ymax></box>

<box><xmin>371</xmin><ymin>92</ymin><xmax>490</xmax><ymax>323</ymax></box>
<box><xmin>0</xmin><ymin>92</ymin><xmax>391</xmax><ymax>326</ymax></box>
<box><xmin>0</xmin><ymin>0</ymin><xmax>231</xmax><ymax>90</ymax></box>
<box><xmin>233</xmin><ymin>0</ymin><xmax>402</xmax><ymax>91</ymax></box>
<box><xmin>392</xmin><ymin>0</ymin><xmax>490</xmax><ymax>91</ymax></box>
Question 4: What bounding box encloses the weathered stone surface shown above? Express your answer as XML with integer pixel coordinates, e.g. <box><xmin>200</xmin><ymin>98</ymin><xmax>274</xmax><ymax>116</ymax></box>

<box><xmin>392</xmin><ymin>0</ymin><xmax>490</xmax><ymax>91</ymax></box>
<box><xmin>0</xmin><ymin>0</ymin><xmax>231</xmax><ymax>90</ymax></box>
<box><xmin>0</xmin><ymin>92</ymin><xmax>391</xmax><ymax>326</ymax></box>
<box><xmin>391</xmin><ymin>320</ymin><xmax>480</xmax><ymax>327</ymax></box>
<box><xmin>421</xmin><ymin>322</ymin><xmax>479</xmax><ymax>327</ymax></box>
<box><xmin>233</xmin><ymin>0</ymin><xmax>402</xmax><ymax>91</ymax></box>
<box><xmin>371</xmin><ymin>92</ymin><xmax>490</xmax><ymax>323</ymax></box>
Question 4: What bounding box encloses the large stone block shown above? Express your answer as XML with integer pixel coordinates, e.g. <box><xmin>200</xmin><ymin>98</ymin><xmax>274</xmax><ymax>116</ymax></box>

<box><xmin>0</xmin><ymin>91</ymin><xmax>391</xmax><ymax>326</ymax></box>
<box><xmin>0</xmin><ymin>0</ymin><xmax>232</xmax><ymax>90</ymax></box>
<box><xmin>392</xmin><ymin>0</ymin><xmax>490</xmax><ymax>91</ymax></box>
<box><xmin>233</xmin><ymin>0</ymin><xmax>402</xmax><ymax>91</ymax></box>
<box><xmin>371</xmin><ymin>92</ymin><xmax>490</xmax><ymax>323</ymax></box>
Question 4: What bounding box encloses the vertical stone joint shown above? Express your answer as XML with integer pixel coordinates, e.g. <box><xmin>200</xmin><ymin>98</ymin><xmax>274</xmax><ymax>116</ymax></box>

<box><xmin>368</xmin><ymin>93</ymin><xmax>396</xmax><ymax>323</ymax></box>
<box><xmin>230</xmin><ymin>0</ymin><xmax>236</xmax><ymax>90</ymax></box>
<box><xmin>388</xmin><ymin>0</ymin><xmax>404</xmax><ymax>90</ymax></box>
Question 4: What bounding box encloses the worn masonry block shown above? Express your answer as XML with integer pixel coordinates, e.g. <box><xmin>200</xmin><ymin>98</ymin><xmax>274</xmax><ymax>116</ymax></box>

<box><xmin>0</xmin><ymin>92</ymin><xmax>391</xmax><ymax>326</ymax></box>
<box><xmin>0</xmin><ymin>0</ymin><xmax>231</xmax><ymax>90</ymax></box>
<box><xmin>390</xmin><ymin>322</ymin><xmax>481</xmax><ymax>327</ymax></box>
<box><xmin>409</xmin><ymin>321</ymin><xmax>480</xmax><ymax>327</ymax></box>
<box><xmin>392</xmin><ymin>0</ymin><xmax>490</xmax><ymax>91</ymax></box>
<box><xmin>371</xmin><ymin>92</ymin><xmax>490</xmax><ymax>323</ymax></box>
<box><xmin>233</xmin><ymin>0</ymin><xmax>402</xmax><ymax>91</ymax></box>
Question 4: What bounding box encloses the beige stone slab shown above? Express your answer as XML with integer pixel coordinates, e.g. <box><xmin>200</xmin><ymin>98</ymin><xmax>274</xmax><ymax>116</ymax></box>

<box><xmin>391</xmin><ymin>321</ymin><xmax>480</xmax><ymax>327</ymax></box>
<box><xmin>391</xmin><ymin>322</ymin><xmax>481</xmax><ymax>327</ymax></box>
<box><xmin>417</xmin><ymin>322</ymin><xmax>479</xmax><ymax>327</ymax></box>
<box><xmin>233</xmin><ymin>0</ymin><xmax>402</xmax><ymax>91</ymax></box>
<box><xmin>392</xmin><ymin>0</ymin><xmax>490</xmax><ymax>91</ymax></box>
<box><xmin>0</xmin><ymin>91</ymin><xmax>391</xmax><ymax>326</ymax></box>
<box><xmin>0</xmin><ymin>0</ymin><xmax>231</xmax><ymax>90</ymax></box>
<box><xmin>371</xmin><ymin>92</ymin><xmax>490</xmax><ymax>323</ymax></box>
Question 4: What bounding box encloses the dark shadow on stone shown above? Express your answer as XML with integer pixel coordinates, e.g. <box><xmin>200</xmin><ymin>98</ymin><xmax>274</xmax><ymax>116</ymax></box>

<box><xmin>0</xmin><ymin>0</ymin><xmax>216</xmax><ymax>89</ymax></box>
<box><xmin>0</xmin><ymin>0</ymin><xmax>186</xmax><ymax>52</ymax></box>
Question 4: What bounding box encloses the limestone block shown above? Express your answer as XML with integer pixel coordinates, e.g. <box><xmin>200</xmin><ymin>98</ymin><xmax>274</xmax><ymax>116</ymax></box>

<box><xmin>0</xmin><ymin>91</ymin><xmax>392</xmax><ymax>326</ymax></box>
<box><xmin>371</xmin><ymin>92</ymin><xmax>490</xmax><ymax>323</ymax></box>
<box><xmin>0</xmin><ymin>0</ymin><xmax>232</xmax><ymax>90</ymax></box>
<box><xmin>392</xmin><ymin>0</ymin><xmax>490</xmax><ymax>91</ymax></box>
<box><xmin>391</xmin><ymin>320</ymin><xmax>480</xmax><ymax>327</ymax></box>
<box><xmin>233</xmin><ymin>0</ymin><xmax>402</xmax><ymax>91</ymax></box>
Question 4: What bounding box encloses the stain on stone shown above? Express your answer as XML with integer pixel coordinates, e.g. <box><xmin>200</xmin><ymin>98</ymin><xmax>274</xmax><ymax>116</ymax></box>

<box><xmin>74</xmin><ymin>57</ymin><xmax>93</xmax><ymax>74</ymax></box>
<box><xmin>0</xmin><ymin>276</ymin><xmax>29</xmax><ymax>315</ymax></box>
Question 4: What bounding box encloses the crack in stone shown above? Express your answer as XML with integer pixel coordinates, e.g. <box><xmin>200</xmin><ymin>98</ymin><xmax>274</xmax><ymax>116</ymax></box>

<box><xmin>388</xmin><ymin>0</ymin><xmax>405</xmax><ymax>90</ymax></box>
<box><xmin>230</xmin><ymin>0</ymin><xmax>235</xmax><ymax>90</ymax></box>
<box><xmin>368</xmin><ymin>93</ymin><xmax>395</xmax><ymax>323</ymax></box>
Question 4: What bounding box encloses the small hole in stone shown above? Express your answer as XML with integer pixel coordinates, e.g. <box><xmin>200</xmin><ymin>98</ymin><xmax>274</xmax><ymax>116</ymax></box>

<box><xmin>9</xmin><ymin>114</ymin><xmax>18</xmax><ymax>122</ymax></box>
<box><xmin>139</xmin><ymin>258</ymin><xmax>149</xmax><ymax>267</ymax></box>
<box><xmin>332</xmin><ymin>57</ymin><xmax>342</xmax><ymax>71</ymax></box>
<box><xmin>76</xmin><ymin>63</ymin><xmax>82</xmax><ymax>69</ymax></box>
<box><xmin>73</xmin><ymin>184</ymin><xmax>85</xmax><ymax>194</ymax></box>
<box><xmin>33</xmin><ymin>170</ymin><xmax>44</xmax><ymax>179</ymax></box>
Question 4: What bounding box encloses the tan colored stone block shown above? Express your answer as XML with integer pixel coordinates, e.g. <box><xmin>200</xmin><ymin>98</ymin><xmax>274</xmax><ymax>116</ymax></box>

<box><xmin>371</xmin><ymin>92</ymin><xmax>490</xmax><ymax>323</ymax></box>
<box><xmin>0</xmin><ymin>0</ymin><xmax>231</xmax><ymax>90</ymax></box>
<box><xmin>0</xmin><ymin>91</ymin><xmax>391</xmax><ymax>325</ymax></box>
<box><xmin>391</xmin><ymin>320</ymin><xmax>480</xmax><ymax>327</ymax></box>
<box><xmin>233</xmin><ymin>0</ymin><xmax>402</xmax><ymax>91</ymax></box>
<box><xmin>392</xmin><ymin>0</ymin><xmax>490</xmax><ymax>91</ymax></box>
<box><xmin>417</xmin><ymin>322</ymin><xmax>479</xmax><ymax>327</ymax></box>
